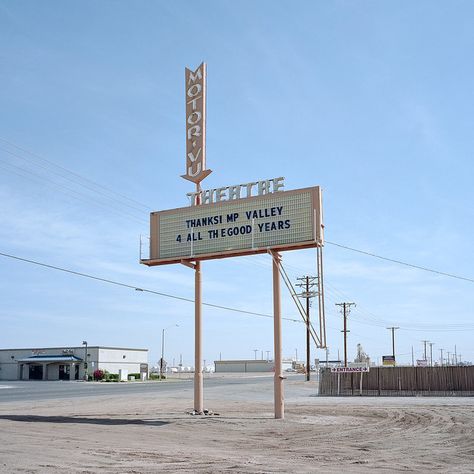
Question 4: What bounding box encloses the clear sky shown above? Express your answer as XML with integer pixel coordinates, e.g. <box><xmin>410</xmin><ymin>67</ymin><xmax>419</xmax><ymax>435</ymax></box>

<box><xmin>1</xmin><ymin>1</ymin><xmax>473</xmax><ymax>368</ymax></box>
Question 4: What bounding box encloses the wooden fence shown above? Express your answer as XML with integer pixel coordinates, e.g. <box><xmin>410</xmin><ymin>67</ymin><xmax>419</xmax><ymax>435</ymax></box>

<box><xmin>319</xmin><ymin>366</ymin><xmax>474</xmax><ymax>396</ymax></box>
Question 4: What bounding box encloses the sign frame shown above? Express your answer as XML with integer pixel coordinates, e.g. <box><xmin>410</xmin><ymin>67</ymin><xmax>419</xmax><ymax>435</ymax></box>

<box><xmin>142</xmin><ymin>186</ymin><xmax>323</xmax><ymax>267</ymax></box>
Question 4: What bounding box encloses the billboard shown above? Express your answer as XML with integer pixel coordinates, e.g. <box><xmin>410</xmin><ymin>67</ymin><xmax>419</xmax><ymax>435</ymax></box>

<box><xmin>143</xmin><ymin>186</ymin><xmax>323</xmax><ymax>266</ymax></box>
<box><xmin>382</xmin><ymin>355</ymin><xmax>396</xmax><ymax>366</ymax></box>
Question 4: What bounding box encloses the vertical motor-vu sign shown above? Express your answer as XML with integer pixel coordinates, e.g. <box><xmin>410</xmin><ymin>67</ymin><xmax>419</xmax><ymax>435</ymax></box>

<box><xmin>182</xmin><ymin>62</ymin><xmax>212</xmax><ymax>184</ymax></box>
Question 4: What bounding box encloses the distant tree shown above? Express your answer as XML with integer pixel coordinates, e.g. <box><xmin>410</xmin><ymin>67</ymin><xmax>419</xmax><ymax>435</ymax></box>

<box><xmin>159</xmin><ymin>358</ymin><xmax>167</xmax><ymax>373</ymax></box>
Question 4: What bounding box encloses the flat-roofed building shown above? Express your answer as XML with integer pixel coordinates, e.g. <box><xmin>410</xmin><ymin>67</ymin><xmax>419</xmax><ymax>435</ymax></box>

<box><xmin>214</xmin><ymin>359</ymin><xmax>294</xmax><ymax>373</ymax></box>
<box><xmin>0</xmin><ymin>346</ymin><xmax>148</xmax><ymax>381</ymax></box>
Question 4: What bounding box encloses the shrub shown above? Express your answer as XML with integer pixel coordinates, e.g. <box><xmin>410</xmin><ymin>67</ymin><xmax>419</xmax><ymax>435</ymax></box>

<box><xmin>150</xmin><ymin>373</ymin><xmax>165</xmax><ymax>380</ymax></box>
<box><xmin>93</xmin><ymin>369</ymin><xmax>105</xmax><ymax>381</ymax></box>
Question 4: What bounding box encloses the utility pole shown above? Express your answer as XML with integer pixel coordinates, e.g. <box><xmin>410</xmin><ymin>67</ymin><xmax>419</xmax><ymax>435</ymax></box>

<box><xmin>253</xmin><ymin>349</ymin><xmax>258</xmax><ymax>360</ymax></box>
<box><xmin>296</xmin><ymin>276</ymin><xmax>317</xmax><ymax>381</ymax></box>
<box><xmin>161</xmin><ymin>324</ymin><xmax>179</xmax><ymax>380</ymax></box>
<box><xmin>411</xmin><ymin>346</ymin><xmax>414</xmax><ymax>367</ymax></box>
<box><xmin>454</xmin><ymin>345</ymin><xmax>457</xmax><ymax>366</ymax></box>
<box><xmin>336</xmin><ymin>303</ymin><xmax>355</xmax><ymax>367</ymax></box>
<box><xmin>386</xmin><ymin>327</ymin><xmax>400</xmax><ymax>363</ymax></box>
<box><xmin>428</xmin><ymin>342</ymin><xmax>434</xmax><ymax>366</ymax></box>
<box><xmin>161</xmin><ymin>329</ymin><xmax>165</xmax><ymax>379</ymax></box>
<box><xmin>82</xmin><ymin>340</ymin><xmax>88</xmax><ymax>381</ymax></box>
<box><xmin>421</xmin><ymin>340</ymin><xmax>429</xmax><ymax>362</ymax></box>
<box><xmin>447</xmin><ymin>351</ymin><xmax>451</xmax><ymax>366</ymax></box>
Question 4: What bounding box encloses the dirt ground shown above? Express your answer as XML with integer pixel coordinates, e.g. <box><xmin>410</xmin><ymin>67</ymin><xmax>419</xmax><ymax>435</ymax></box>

<box><xmin>1</xmin><ymin>377</ymin><xmax>473</xmax><ymax>473</ymax></box>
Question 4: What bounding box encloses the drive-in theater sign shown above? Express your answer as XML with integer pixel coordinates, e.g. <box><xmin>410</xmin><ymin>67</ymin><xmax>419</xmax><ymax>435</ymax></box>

<box><xmin>141</xmin><ymin>63</ymin><xmax>325</xmax><ymax>419</ymax></box>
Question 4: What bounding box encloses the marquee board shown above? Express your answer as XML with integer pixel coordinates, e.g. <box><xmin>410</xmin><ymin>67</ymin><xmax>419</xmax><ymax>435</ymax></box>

<box><xmin>143</xmin><ymin>186</ymin><xmax>323</xmax><ymax>266</ymax></box>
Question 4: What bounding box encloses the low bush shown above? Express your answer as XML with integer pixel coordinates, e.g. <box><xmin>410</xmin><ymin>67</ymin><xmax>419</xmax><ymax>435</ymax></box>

<box><xmin>93</xmin><ymin>369</ymin><xmax>105</xmax><ymax>381</ymax></box>
<box><xmin>150</xmin><ymin>373</ymin><xmax>165</xmax><ymax>380</ymax></box>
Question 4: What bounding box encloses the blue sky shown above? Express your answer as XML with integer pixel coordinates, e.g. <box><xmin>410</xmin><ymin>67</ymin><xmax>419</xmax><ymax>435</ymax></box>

<box><xmin>1</xmin><ymin>1</ymin><xmax>473</xmax><ymax>367</ymax></box>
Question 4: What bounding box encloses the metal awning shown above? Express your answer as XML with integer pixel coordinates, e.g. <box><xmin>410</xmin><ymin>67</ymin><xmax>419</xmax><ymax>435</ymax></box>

<box><xmin>17</xmin><ymin>355</ymin><xmax>83</xmax><ymax>363</ymax></box>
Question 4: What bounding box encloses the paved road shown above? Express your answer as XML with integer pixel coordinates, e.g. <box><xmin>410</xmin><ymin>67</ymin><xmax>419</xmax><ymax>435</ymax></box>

<box><xmin>0</xmin><ymin>374</ymin><xmax>303</xmax><ymax>403</ymax></box>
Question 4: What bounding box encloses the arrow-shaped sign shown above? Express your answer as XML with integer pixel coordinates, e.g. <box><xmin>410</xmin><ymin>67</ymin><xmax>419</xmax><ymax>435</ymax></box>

<box><xmin>182</xmin><ymin>62</ymin><xmax>212</xmax><ymax>184</ymax></box>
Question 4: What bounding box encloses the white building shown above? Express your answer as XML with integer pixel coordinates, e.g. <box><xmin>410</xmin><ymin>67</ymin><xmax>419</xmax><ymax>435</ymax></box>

<box><xmin>0</xmin><ymin>346</ymin><xmax>148</xmax><ymax>381</ymax></box>
<box><xmin>214</xmin><ymin>359</ymin><xmax>294</xmax><ymax>373</ymax></box>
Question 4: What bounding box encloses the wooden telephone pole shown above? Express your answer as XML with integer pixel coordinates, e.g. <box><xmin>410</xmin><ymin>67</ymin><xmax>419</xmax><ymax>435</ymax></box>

<box><xmin>296</xmin><ymin>276</ymin><xmax>317</xmax><ymax>381</ymax></box>
<box><xmin>386</xmin><ymin>327</ymin><xmax>400</xmax><ymax>364</ymax></box>
<box><xmin>336</xmin><ymin>302</ymin><xmax>355</xmax><ymax>367</ymax></box>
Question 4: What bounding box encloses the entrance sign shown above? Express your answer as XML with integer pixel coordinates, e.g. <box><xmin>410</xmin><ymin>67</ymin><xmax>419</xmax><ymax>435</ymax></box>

<box><xmin>144</xmin><ymin>186</ymin><xmax>323</xmax><ymax>266</ymax></box>
<box><xmin>182</xmin><ymin>63</ymin><xmax>211</xmax><ymax>184</ymax></box>
<box><xmin>331</xmin><ymin>366</ymin><xmax>369</xmax><ymax>373</ymax></box>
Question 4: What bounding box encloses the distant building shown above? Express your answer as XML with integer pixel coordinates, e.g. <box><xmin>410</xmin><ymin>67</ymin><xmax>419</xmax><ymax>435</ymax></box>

<box><xmin>0</xmin><ymin>346</ymin><xmax>148</xmax><ymax>381</ymax></box>
<box><xmin>214</xmin><ymin>359</ymin><xmax>294</xmax><ymax>373</ymax></box>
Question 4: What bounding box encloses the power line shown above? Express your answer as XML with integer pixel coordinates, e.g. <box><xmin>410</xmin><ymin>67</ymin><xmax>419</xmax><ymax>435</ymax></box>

<box><xmin>0</xmin><ymin>146</ymin><xmax>148</xmax><ymax>214</ymax></box>
<box><xmin>0</xmin><ymin>157</ymin><xmax>147</xmax><ymax>225</ymax></box>
<box><xmin>2</xmin><ymin>138</ymin><xmax>472</xmax><ymax>286</ymax></box>
<box><xmin>326</xmin><ymin>241</ymin><xmax>474</xmax><ymax>284</ymax></box>
<box><xmin>1</xmin><ymin>141</ymin><xmax>473</xmax><ymax>345</ymax></box>
<box><xmin>247</xmin><ymin>254</ymin><xmax>473</xmax><ymax>332</ymax></box>
<box><xmin>0</xmin><ymin>138</ymin><xmax>151</xmax><ymax>211</ymax></box>
<box><xmin>0</xmin><ymin>250</ymin><xmax>301</xmax><ymax>323</ymax></box>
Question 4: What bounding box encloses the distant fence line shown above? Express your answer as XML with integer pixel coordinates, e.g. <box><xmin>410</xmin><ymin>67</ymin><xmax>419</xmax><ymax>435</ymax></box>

<box><xmin>319</xmin><ymin>366</ymin><xmax>474</xmax><ymax>396</ymax></box>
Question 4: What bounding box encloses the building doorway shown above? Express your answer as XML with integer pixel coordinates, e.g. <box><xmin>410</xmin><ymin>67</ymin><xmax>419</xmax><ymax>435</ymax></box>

<box><xmin>59</xmin><ymin>364</ymin><xmax>70</xmax><ymax>380</ymax></box>
<box><xmin>29</xmin><ymin>365</ymin><xmax>43</xmax><ymax>380</ymax></box>
<box><xmin>74</xmin><ymin>364</ymin><xmax>79</xmax><ymax>380</ymax></box>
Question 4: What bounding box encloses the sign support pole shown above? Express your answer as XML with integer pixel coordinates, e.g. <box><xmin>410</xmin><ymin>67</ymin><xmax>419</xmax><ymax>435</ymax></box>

<box><xmin>193</xmin><ymin>182</ymin><xmax>204</xmax><ymax>414</ymax></box>
<box><xmin>271</xmin><ymin>250</ymin><xmax>284</xmax><ymax>419</ymax></box>
<box><xmin>194</xmin><ymin>259</ymin><xmax>203</xmax><ymax>413</ymax></box>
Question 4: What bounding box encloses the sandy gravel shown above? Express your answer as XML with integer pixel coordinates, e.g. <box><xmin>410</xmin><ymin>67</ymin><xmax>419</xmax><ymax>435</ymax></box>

<box><xmin>1</xmin><ymin>377</ymin><xmax>473</xmax><ymax>473</ymax></box>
